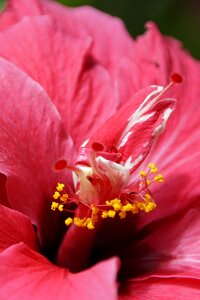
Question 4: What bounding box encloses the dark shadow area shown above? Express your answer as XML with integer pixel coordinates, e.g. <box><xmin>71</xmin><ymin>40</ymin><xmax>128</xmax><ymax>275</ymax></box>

<box><xmin>0</xmin><ymin>172</ymin><xmax>9</xmax><ymax>207</ymax></box>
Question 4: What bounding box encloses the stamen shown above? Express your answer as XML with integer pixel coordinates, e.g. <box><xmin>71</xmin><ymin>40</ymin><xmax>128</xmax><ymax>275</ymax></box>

<box><xmin>58</xmin><ymin>204</ymin><xmax>64</xmax><ymax>211</ymax></box>
<box><xmin>56</xmin><ymin>183</ymin><xmax>65</xmax><ymax>192</ymax></box>
<box><xmin>51</xmin><ymin>202</ymin><xmax>59</xmax><ymax>210</ymax></box>
<box><xmin>53</xmin><ymin>191</ymin><xmax>60</xmax><ymax>199</ymax></box>
<box><xmin>154</xmin><ymin>174</ymin><xmax>164</xmax><ymax>182</ymax></box>
<box><xmin>60</xmin><ymin>194</ymin><xmax>68</xmax><ymax>203</ymax></box>
<box><xmin>140</xmin><ymin>171</ymin><xmax>147</xmax><ymax>177</ymax></box>
<box><xmin>65</xmin><ymin>217</ymin><xmax>73</xmax><ymax>226</ymax></box>
<box><xmin>51</xmin><ymin>162</ymin><xmax>163</xmax><ymax>229</ymax></box>
<box><xmin>148</xmin><ymin>163</ymin><xmax>158</xmax><ymax>173</ymax></box>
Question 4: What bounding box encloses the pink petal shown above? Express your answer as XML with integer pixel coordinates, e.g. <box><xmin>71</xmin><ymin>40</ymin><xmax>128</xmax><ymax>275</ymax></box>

<box><xmin>0</xmin><ymin>0</ymin><xmax>134</xmax><ymax>76</ymax></box>
<box><xmin>41</xmin><ymin>1</ymin><xmax>135</xmax><ymax>75</ymax></box>
<box><xmin>117</xmin><ymin>22</ymin><xmax>174</xmax><ymax>104</ymax></box>
<box><xmin>119</xmin><ymin>277</ymin><xmax>200</xmax><ymax>300</ymax></box>
<box><xmin>0</xmin><ymin>243</ymin><xmax>119</xmax><ymax>300</ymax></box>
<box><xmin>0</xmin><ymin>204</ymin><xmax>38</xmax><ymax>252</ymax></box>
<box><xmin>0</xmin><ymin>0</ymin><xmax>41</xmax><ymax>30</ymax></box>
<box><xmin>0</xmin><ymin>15</ymin><xmax>118</xmax><ymax>147</ymax></box>
<box><xmin>136</xmin><ymin>23</ymin><xmax>200</xmax><ymax>168</ymax></box>
<box><xmin>0</xmin><ymin>57</ymin><xmax>72</xmax><ymax>252</ymax></box>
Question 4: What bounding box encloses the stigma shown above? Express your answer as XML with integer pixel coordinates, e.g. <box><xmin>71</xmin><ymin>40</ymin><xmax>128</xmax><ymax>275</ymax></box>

<box><xmin>51</xmin><ymin>162</ymin><xmax>164</xmax><ymax>230</ymax></box>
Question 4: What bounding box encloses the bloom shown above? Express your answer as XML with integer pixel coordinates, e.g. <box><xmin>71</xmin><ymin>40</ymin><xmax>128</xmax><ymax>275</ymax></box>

<box><xmin>0</xmin><ymin>0</ymin><xmax>200</xmax><ymax>299</ymax></box>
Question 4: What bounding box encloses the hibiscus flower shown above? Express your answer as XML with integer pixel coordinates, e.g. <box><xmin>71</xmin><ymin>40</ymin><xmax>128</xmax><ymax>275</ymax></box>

<box><xmin>0</xmin><ymin>0</ymin><xmax>200</xmax><ymax>299</ymax></box>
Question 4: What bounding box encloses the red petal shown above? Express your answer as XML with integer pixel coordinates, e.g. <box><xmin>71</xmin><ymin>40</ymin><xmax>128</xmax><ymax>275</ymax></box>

<box><xmin>0</xmin><ymin>205</ymin><xmax>38</xmax><ymax>252</ymax></box>
<box><xmin>0</xmin><ymin>243</ymin><xmax>119</xmax><ymax>300</ymax></box>
<box><xmin>0</xmin><ymin>15</ymin><xmax>118</xmax><ymax>148</ymax></box>
<box><xmin>0</xmin><ymin>57</ymin><xmax>72</xmax><ymax>252</ymax></box>
<box><xmin>56</xmin><ymin>205</ymin><xmax>97</xmax><ymax>271</ymax></box>
<box><xmin>0</xmin><ymin>15</ymin><xmax>91</xmax><ymax>130</ymax></box>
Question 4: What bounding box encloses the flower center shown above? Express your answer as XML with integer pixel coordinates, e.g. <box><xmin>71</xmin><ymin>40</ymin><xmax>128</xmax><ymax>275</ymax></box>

<box><xmin>50</xmin><ymin>74</ymin><xmax>183</xmax><ymax>230</ymax></box>
<box><xmin>51</xmin><ymin>152</ymin><xmax>164</xmax><ymax>230</ymax></box>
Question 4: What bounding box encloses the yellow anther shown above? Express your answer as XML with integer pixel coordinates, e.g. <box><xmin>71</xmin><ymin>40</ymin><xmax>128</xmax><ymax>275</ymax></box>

<box><xmin>53</xmin><ymin>191</ymin><xmax>60</xmax><ymax>200</ymax></box>
<box><xmin>113</xmin><ymin>203</ymin><xmax>122</xmax><ymax>211</ymax></box>
<box><xmin>106</xmin><ymin>200</ymin><xmax>111</xmax><ymax>206</ymax></box>
<box><xmin>122</xmin><ymin>203</ymin><xmax>133</xmax><ymax>212</ymax></box>
<box><xmin>60</xmin><ymin>193</ymin><xmax>69</xmax><ymax>203</ymax></box>
<box><xmin>80</xmin><ymin>218</ymin><xmax>86</xmax><ymax>227</ymax></box>
<box><xmin>91</xmin><ymin>205</ymin><xmax>99</xmax><ymax>214</ymax></box>
<box><xmin>144</xmin><ymin>202</ymin><xmax>156</xmax><ymax>212</ymax></box>
<box><xmin>119</xmin><ymin>211</ymin><xmax>126</xmax><ymax>219</ymax></box>
<box><xmin>136</xmin><ymin>202</ymin><xmax>145</xmax><ymax>211</ymax></box>
<box><xmin>140</xmin><ymin>171</ymin><xmax>147</xmax><ymax>177</ymax></box>
<box><xmin>56</xmin><ymin>183</ymin><xmax>65</xmax><ymax>192</ymax></box>
<box><xmin>65</xmin><ymin>217</ymin><xmax>73</xmax><ymax>226</ymax></box>
<box><xmin>87</xmin><ymin>222</ymin><xmax>94</xmax><ymax>230</ymax></box>
<box><xmin>58</xmin><ymin>204</ymin><xmax>64</xmax><ymax>211</ymax></box>
<box><xmin>73</xmin><ymin>217</ymin><xmax>79</xmax><ymax>224</ymax></box>
<box><xmin>108</xmin><ymin>210</ymin><xmax>116</xmax><ymax>218</ymax></box>
<box><xmin>51</xmin><ymin>202</ymin><xmax>59</xmax><ymax>210</ymax></box>
<box><xmin>110</xmin><ymin>198</ymin><xmax>122</xmax><ymax>211</ymax></box>
<box><xmin>73</xmin><ymin>217</ymin><xmax>84</xmax><ymax>227</ymax></box>
<box><xmin>148</xmin><ymin>163</ymin><xmax>156</xmax><ymax>168</ymax></box>
<box><xmin>150</xmin><ymin>167</ymin><xmax>158</xmax><ymax>173</ymax></box>
<box><xmin>144</xmin><ymin>194</ymin><xmax>151</xmax><ymax>201</ymax></box>
<box><xmin>110</xmin><ymin>198</ymin><xmax>121</xmax><ymax>204</ymax></box>
<box><xmin>146</xmin><ymin>180</ymin><xmax>151</xmax><ymax>186</ymax></box>
<box><xmin>132</xmin><ymin>204</ymin><xmax>139</xmax><ymax>214</ymax></box>
<box><xmin>148</xmin><ymin>163</ymin><xmax>158</xmax><ymax>173</ymax></box>
<box><xmin>81</xmin><ymin>218</ymin><xmax>89</xmax><ymax>227</ymax></box>
<box><xmin>82</xmin><ymin>218</ymin><xmax>90</xmax><ymax>225</ymax></box>
<box><xmin>154</xmin><ymin>174</ymin><xmax>164</xmax><ymax>182</ymax></box>
<box><xmin>101</xmin><ymin>211</ymin><xmax>108</xmax><ymax>218</ymax></box>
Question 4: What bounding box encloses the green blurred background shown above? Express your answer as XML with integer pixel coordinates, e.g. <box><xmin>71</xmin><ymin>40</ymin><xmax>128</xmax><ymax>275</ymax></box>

<box><xmin>1</xmin><ymin>0</ymin><xmax>200</xmax><ymax>59</ymax></box>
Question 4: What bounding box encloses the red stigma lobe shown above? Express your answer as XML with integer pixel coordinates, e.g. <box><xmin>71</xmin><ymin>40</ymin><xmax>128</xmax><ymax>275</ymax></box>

<box><xmin>171</xmin><ymin>73</ymin><xmax>183</xmax><ymax>83</ymax></box>
<box><xmin>92</xmin><ymin>142</ymin><xmax>104</xmax><ymax>151</ymax></box>
<box><xmin>55</xmin><ymin>159</ymin><xmax>67</xmax><ymax>170</ymax></box>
